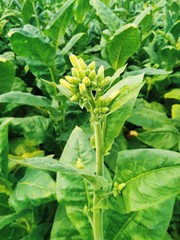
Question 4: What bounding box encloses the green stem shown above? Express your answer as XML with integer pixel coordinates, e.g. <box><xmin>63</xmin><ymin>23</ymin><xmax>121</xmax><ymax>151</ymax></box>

<box><xmin>93</xmin><ymin>121</ymin><xmax>104</xmax><ymax>240</ymax></box>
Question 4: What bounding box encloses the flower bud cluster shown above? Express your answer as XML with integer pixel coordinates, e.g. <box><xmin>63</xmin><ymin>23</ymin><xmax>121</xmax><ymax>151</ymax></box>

<box><xmin>113</xmin><ymin>181</ymin><xmax>126</xmax><ymax>197</ymax></box>
<box><xmin>59</xmin><ymin>54</ymin><xmax>110</xmax><ymax>105</ymax></box>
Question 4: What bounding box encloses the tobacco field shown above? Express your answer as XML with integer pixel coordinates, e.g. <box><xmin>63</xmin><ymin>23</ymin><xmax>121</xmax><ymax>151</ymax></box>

<box><xmin>0</xmin><ymin>0</ymin><xmax>180</xmax><ymax>239</ymax></box>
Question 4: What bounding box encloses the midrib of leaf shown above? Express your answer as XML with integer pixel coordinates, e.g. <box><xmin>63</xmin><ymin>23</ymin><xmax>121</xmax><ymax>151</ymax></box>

<box><xmin>114</xmin><ymin>43</ymin><xmax>123</xmax><ymax>70</ymax></box>
<box><xmin>113</xmin><ymin>211</ymin><xmax>136</xmax><ymax>240</ymax></box>
<box><xmin>123</xmin><ymin>165</ymin><xmax>180</xmax><ymax>185</ymax></box>
<box><xmin>19</xmin><ymin>181</ymin><xmax>48</xmax><ymax>189</ymax></box>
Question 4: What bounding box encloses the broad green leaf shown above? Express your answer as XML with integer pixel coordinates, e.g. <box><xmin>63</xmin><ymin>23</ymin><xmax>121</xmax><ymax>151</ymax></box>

<box><xmin>124</xmin><ymin>68</ymin><xmax>172</xmax><ymax>76</ymax></box>
<box><xmin>172</xmin><ymin>104</ymin><xmax>180</xmax><ymax>119</ymax></box>
<box><xmin>9</xmin><ymin>169</ymin><xmax>56</xmax><ymax>211</ymax></box>
<box><xmin>61</xmin><ymin>32</ymin><xmax>85</xmax><ymax>55</ymax></box>
<box><xmin>0</xmin><ymin>118</ymin><xmax>12</xmax><ymax>178</ymax></box>
<box><xmin>104</xmin><ymin>75</ymin><xmax>144</xmax><ymax>155</ymax></box>
<box><xmin>105</xmin><ymin>198</ymin><xmax>175</xmax><ymax>240</ymax></box>
<box><xmin>127</xmin><ymin>98</ymin><xmax>170</xmax><ymax>130</ymax></box>
<box><xmin>9</xmin><ymin>116</ymin><xmax>52</xmax><ymax>144</ymax></box>
<box><xmin>45</xmin><ymin>0</ymin><xmax>75</xmax><ymax>47</ymax></box>
<box><xmin>14</xmin><ymin>155</ymin><xmax>106</xmax><ymax>188</ymax></box>
<box><xmin>137</xmin><ymin>125</ymin><xmax>179</xmax><ymax>150</ymax></box>
<box><xmin>104</xmin><ymin>73</ymin><xmax>144</xmax><ymax>98</ymax></box>
<box><xmin>107</xmin><ymin>24</ymin><xmax>140</xmax><ymax>69</ymax></box>
<box><xmin>56</xmin><ymin>126</ymin><xmax>95</xmax><ymax>239</ymax></box>
<box><xmin>0</xmin><ymin>59</ymin><xmax>15</xmax><ymax>94</ymax></box>
<box><xmin>0</xmin><ymin>210</ymin><xmax>30</xmax><ymax>230</ymax></box>
<box><xmin>133</xmin><ymin>7</ymin><xmax>152</xmax><ymax>26</ymax></box>
<box><xmin>115</xmin><ymin>149</ymin><xmax>180</xmax><ymax>212</ymax></box>
<box><xmin>50</xmin><ymin>204</ymin><xmax>79</xmax><ymax>240</ymax></box>
<box><xmin>74</xmin><ymin>0</ymin><xmax>90</xmax><ymax>23</ymax></box>
<box><xmin>90</xmin><ymin>0</ymin><xmax>120</xmax><ymax>33</ymax></box>
<box><xmin>160</xmin><ymin>46</ymin><xmax>179</xmax><ymax>70</ymax></box>
<box><xmin>164</xmin><ymin>88</ymin><xmax>180</xmax><ymax>100</ymax></box>
<box><xmin>0</xmin><ymin>91</ymin><xmax>51</xmax><ymax>108</ymax></box>
<box><xmin>21</xmin><ymin>0</ymin><xmax>33</xmax><ymax>24</ymax></box>
<box><xmin>8</xmin><ymin>26</ymin><xmax>56</xmax><ymax>80</ymax></box>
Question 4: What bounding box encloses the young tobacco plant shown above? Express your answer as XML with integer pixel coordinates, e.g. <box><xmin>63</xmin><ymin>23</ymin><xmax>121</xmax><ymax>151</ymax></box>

<box><xmin>58</xmin><ymin>54</ymin><xmax>144</xmax><ymax>240</ymax></box>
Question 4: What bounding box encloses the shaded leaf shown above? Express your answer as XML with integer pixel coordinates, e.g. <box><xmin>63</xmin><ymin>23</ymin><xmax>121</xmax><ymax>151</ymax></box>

<box><xmin>0</xmin><ymin>59</ymin><xmax>15</xmax><ymax>94</ymax></box>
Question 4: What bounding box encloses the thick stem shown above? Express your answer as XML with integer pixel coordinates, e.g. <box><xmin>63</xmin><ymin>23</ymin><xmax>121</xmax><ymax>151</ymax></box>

<box><xmin>93</xmin><ymin>121</ymin><xmax>104</xmax><ymax>240</ymax></box>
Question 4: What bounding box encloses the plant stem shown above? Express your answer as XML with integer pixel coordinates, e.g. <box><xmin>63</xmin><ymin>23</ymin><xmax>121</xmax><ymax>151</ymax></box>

<box><xmin>93</xmin><ymin>121</ymin><xmax>104</xmax><ymax>240</ymax></box>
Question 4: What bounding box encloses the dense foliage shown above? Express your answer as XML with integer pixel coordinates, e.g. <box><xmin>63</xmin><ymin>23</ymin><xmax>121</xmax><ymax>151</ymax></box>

<box><xmin>0</xmin><ymin>0</ymin><xmax>180</xmax><ymax>239</ymax></box>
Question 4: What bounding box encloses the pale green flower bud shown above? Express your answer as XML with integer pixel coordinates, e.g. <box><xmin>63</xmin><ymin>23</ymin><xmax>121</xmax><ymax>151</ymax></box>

<box><xmin>88</xmin><ymin>61</ymin><xmax>96</xmax><ymax>71</ymax></box>
<box><xmin>60</xmin><ymin>79</ymin><xmax>71</xmax><ymax>89</ymax></box>
<box><xmin>96</xmin><ymin>65</ymin><xmax>104</xmax><ymax>82</ymax></box>
<box><xmin>69</xmin><ymin>54</ymin><xmax>80</xmax><ymax>69</ymax></box>
<box><xmin>101</xmin><ymin>107</ymin><xmax>109</xmax><ymax>114</ymax></box>
<box><xmin>96</xmin><ymin>96</ymin><xmax>106</xmax><ymax>107</ymax></box>
<box><xmin>76</xmin><ymin>157</ymin><xmax>84</xmax><ymax>169</ymax></box>
<box><xmin>71</xmin><ymin>68</ymin><xmax>78</xmax><ymax>77</ymax></box>
<box><xmin>105</xmin><ymin>89</ymin><xmax>120</xmax><ymax>106</ymax></box>
<box><xmin>65</xmin><ymin>76</ymin><xmax>80</xmax><ymax>85</ymax></box>
<box><xmin>118</xmin><ymin>183</ymin><xmax>126</xmax><ymax>192</ymax></box>
<box><xmin>85</xmin><ymin>69</ymin><xmax>91</xmax><ymax>75</ymax></box>
<box><xmin>70</xmin><ymin>94</ymin><xmax>79</xmax><ymax>102</ymax></box>
<box><xmin>77</xmin><ymin>70</ymin><xmax>86</xmax><ymax>80</ymax></box>
<box><xmin>91</xmin><ymin>81</ymin><xmax>97</xmax><ymax>88</ymax></box>
<box><xmin>79</xmin><ymin>58</ymin><xmax>87</xmax><ymax>71</ymax></box>
<box><xmin>79</xmin><ymin>83</ymin><xmax>87</xmax><ymax>95</ymax></box>
<box><xmin>82</xmin><ymin>76</ymin><xmax>91</xmax><ymax>87</ymax></box>
<box><xmin>88</xmin><ymin>70</ymin><xmax>96</xmax><ymax>81</ymax></box>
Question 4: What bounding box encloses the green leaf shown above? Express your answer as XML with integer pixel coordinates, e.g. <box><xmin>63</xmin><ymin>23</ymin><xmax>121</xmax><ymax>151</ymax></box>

<box><xmin>172</xmin><ymin>104</ymin><xmax>180</xmax><ymax>119</ymax></box>
<box><xmin>110</xmin><ymin>64</ymin><xmax>127</xmax><ymax>86</ymax></box>
<box><xmin>0</xmin><ymin>91</ymin><xmax>51</xmax><ymax>108</ymax></box>
<box><xmin>0</xmin><ymin>210</ymin><xmax>30</xmax><ymax>230</ymax></box>
<box><xmin>90</xmin><ymin>0</ymin><xmax>120</xmax><ymax>33</ymax></box>
<box><xmin>9</xmin><ymin>169</ymin><xmax>56</xmax><ymax>211</ymax></box>
<box><xmin>0</xmin><ymin>58</ymin><xmax>15</xmax><ymax>94</ymax></box>
<box><xmin>105</xmin><ymin>198</ymin><xmax>175</xmax><ymax>240</ymax></box>
<box><xmin>127</xmin><ymin>98</ymin><xmax>170</xmax><ymax>130</ymax></box>
<box><xmin>164</xmin><ymin>88</ymin><xmax>180</xmax><ymax>101</ymax></box>
<box><xmin>104</xmin><ymin>75</ymin><xmax>144</xmax><ymax>155</ymax></box>
<box><xmin>50</xmin><ymin>204</ymin><xmax>79</xmax><ymax>239</ymax></box>
<box><xmin>61</xmin><ymin>32</ymin><xmax>85</xmax><ymax>55</ymax></box>
<box><xmin>8</xmin><ymin>26</ymin><xmax>56</xmax><ymax>80</ymax></box>
<box><xmin>137</xmin><ymin>125</ymin><xmax>179</xmax><ymax>150</ymax></box>
<box><xmin>56</xmin><ymin>126</ymin><xmax>95</xmax><ymax>239</ymax></box>
<box><xmin>10</xmin><ymin>116</ymin><xmax>51</xmax><ymax>144</ymax></box>
<box><xmin>107</xmin><ymin>24</ymin><xmax>140</xmax><ymax>69</ymax></box>
<box><xmin>21</xmin><ymin>0</ymin><xmax>33</xmax><ymax>24</ymax></box>
<box><xmin>115</xmin><ymin>149</ymin><xmax>180</xmax><ymax>212</ymax></box>
<box><xmin>45</xmin><ymin>0</ymin><xmax>75</xmax><ymax>47</ymax></box>
<box><xmin>133</xmin><ymin>7</ymin><xmax>152</xmax><ymax>26</ymax></box>
<box><xmin>0</xmin><ymin>118</ymin><xmax>12</xmax><ymax>178</ymax></box>
<box><xmin>74</xmin><ymin>0</ymin><xmax>90</xmax><ymax>23</ymax></box>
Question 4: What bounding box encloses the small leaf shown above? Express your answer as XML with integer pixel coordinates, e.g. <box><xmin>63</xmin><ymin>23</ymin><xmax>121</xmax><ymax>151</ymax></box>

<box><xmin>133</xmin><ymin>7</ymin><xmax>152</xmax><ymax>26</ymax></box>
<box><xmin>164</xmin><ymin>88</ymin><xmax>180</xmax><ymax>101</ymax></box>
<box><xmin>172</xmin><ymin>104</ymin><xmax>180</xmax><ymax>119</ymax></box>
<box><xmin>0</xmin><ymin>59</ymin><xmax>15</xmax><ymax>94</ymax></box>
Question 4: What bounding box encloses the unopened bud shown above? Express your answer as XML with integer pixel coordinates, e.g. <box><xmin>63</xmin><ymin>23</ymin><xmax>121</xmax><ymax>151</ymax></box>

<box><xmin>79</xmin><ymin>83</ymin><xmax>87</xmax><ymax>95</ymax></box>
<box><xmin>114</xmin><ymin>182</ymin><xmax>119</xmax><ymax>188</ymax></box>
<box><xmin>88</xmin><ymin>61</ymin><xmax>96</xmax><ymax>71</ymax></box>
<box><xmin>90</xmin><ymin>134</ymin><xmax>95</xmax><ymax>148</ymax></box>
<box><xmin>77</xmin><ymin>70</ymin><xmax>86</xmax><ymax>80</ymax></box>
<box><xmin>65</xmin><ymin>76</ymin><xmax>80</xmax><ymax>85</ymax></box>
<box><xmin>105</xmin><ymin>89</ymin><xmax>120</xmax><ymax>106</ymax></box>
<box><xmin>96</xmin><ymin>65</ymin><xmax>104</xmax><ymax>82</ymax></box>
<box><xmin>70</xmin><ymin>94</ymin><xmax>79</xmax><ymax>102</ymax></box>
<box><xmin>79</xmin><ymin>58</ymin><xmax>87</xmax><ymax>71</ymax></box>
<box><xmin>101</xmin><ymin>107</ymin><xmax>109</xmax><ymax>114</ymax></box>
<box><xmin>82</xmin><ymin>77</ymin><xmax>91</xmax><ymax>87</ymax></box>
<box><xmin>60</xmin><ymin>79</ymin><xmax>71</xmax><ymax>89</ymax></box>
<box><xmin>118</xmin><ymin>183</ymin><xmax>126</xmax><ymax>192</ymax></box>
<box><xmin>88</xmin><ymin>70</ymin><xmax>96</xmax><ymax>80</ymax></box>
<box><xmin>76</xmin><ymin>157</ymin><xmax>84</xmax><ymax>169</ymax></box>
<box><xmin>69</xmin><ymin>54</ymin><xmax>80</xmax><ymax>69</ymax></box>
<box><xmin>103</xmin><ymin>76</ymin><xmax>111</xmax><ymax>86</ymax></box>
<box><xmin>71</xmin><ymin>68</ymin><xmax>78</xmax><ymax>77</ymax></box>
<box><xmin>91</xmin><ymin>81</ymin><xmax>97</xmax><ymax>88</ymax></box>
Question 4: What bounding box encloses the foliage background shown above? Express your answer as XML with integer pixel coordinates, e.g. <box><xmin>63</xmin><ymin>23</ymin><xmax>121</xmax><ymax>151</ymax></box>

<box><xmin>0</xmin><ymin>0</ymin><xmax>179</xmax><ymax>239</ymax></box>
